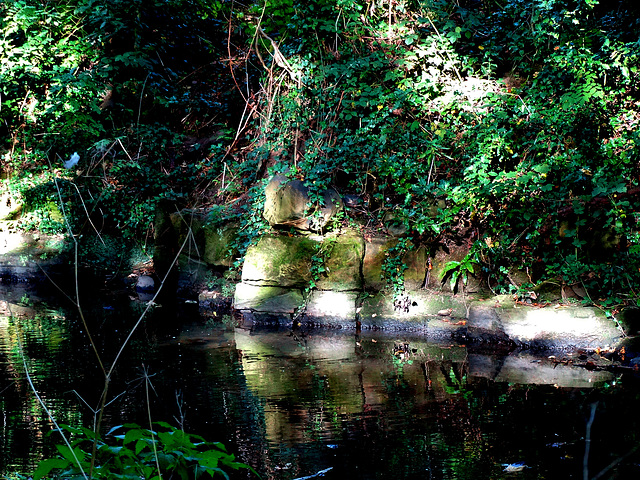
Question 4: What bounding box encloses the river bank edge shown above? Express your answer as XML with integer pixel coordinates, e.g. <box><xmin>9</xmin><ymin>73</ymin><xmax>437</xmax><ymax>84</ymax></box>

<box><xmin>1</xmin><ymin>228</ymin><xmax>638</xmax><ymax>358</ymax></box>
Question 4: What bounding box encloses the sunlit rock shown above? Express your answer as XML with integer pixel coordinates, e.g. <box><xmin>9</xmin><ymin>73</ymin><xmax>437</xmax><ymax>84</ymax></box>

<box><xmin>467</xmin><ymin>295</ymin><xmax>621</xmax><ymax>350</ymax></box>
<box><xmin>304</xmin><ymin>291</ymin><xmax>359</xmax><ymax>322</ymax></box>
<box><xmin>242</xmin><ymin>233</ymin><xmax>363</xmax><ymax>290</ymax></box>
<box><xmin>263</xmin><ymin>175</ymin><xmax>343</xmax><ymax>231</ymax></box>
<box><xmin>242</xmin><ymin>234</ymin><xmax>316</xmax><ymax>287</ymax></box>
<box><xmin>358</xmin><ymin>291</ymin><xmax>468</xmax><ymax>340</ymax></box>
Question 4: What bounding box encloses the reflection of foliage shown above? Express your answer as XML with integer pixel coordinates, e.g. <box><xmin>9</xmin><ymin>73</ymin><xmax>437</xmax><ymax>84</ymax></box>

<box><xmin>443</xmin><ymin>367</ymin><xmax>466</xmax><ymax>395</ymax></box>
<box><xmin>1</xmin><ymin>312</ymin><xmax>84</xmax><ymax>473</ymax></box>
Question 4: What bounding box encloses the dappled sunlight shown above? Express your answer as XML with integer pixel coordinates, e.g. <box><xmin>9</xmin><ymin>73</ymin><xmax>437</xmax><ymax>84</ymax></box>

<box><xmin>432</xmin><ymin>76</ymin><xmax>501</xmax><ymax>111</ymax></box>
<box><xmin>0</xmin><ymin>230</ymin><xmax>26</xmax><ymax>256</ymax></box>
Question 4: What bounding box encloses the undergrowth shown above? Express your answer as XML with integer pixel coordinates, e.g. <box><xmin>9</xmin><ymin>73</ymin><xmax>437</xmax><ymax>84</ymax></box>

<box><xmin>2</xmin><ymin>0</ymin><xmax>640</xmax><ymax>302</ymax></box>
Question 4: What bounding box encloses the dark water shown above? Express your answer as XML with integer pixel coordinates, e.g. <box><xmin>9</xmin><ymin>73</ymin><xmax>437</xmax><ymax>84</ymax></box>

<box><xmin>2</xmin><ymin>286</ymin><xmax>640</xmax><ymax>479</ymax></box>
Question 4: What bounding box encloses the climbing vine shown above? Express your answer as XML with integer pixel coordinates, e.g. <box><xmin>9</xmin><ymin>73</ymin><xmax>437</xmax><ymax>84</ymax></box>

<box><xmin>2</xmin><ymin>0</ymin><xmax>640</xmax><ymax>301</ymax></box>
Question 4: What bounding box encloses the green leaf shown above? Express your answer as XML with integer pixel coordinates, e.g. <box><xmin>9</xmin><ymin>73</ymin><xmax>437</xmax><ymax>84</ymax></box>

<box><xmin>33</xmin><ymin>458</ymin><xmax>71</xmax><ymax>480</ymax></box>
<box><xmin>107</xmin><ymin>425</ymin><xmax>124</xmax><ymax>436</ymax></box>
<box><xmin>124</xmin><ymin>428</ymin><xmax>146</xmax><ymax>445</ymax></box>
<box><xmin>440</xmin><ymin>261</ymin><xmax>461</xmax><ymax>279</ymax></box>
<box><xmin>55</xmin><ymin>444</ymin><xmax>86</xmax><ymax>465</ymax></box>
<box><xmin>449</xmin><ymin>271</ymin><xmax>459</xmax><ymax>290</ymax></box>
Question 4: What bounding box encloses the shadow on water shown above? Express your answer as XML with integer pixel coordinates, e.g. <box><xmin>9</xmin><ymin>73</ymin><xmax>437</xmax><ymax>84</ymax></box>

<box><xmin>2</xmin><ymin>286</ymin><xmax>640</xmax><ymax>479</ymax></box>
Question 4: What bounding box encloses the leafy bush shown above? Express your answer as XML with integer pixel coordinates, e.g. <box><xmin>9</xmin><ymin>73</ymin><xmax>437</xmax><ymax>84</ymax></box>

<box><xmin>34</xmin><ymin>422</ymin><xmax>252</xmax><ymax>479</ymax></box>
<box><xmin>2</xmin><ymin>0</ymin><xmax>640</xmax><ymax>300</ymax></box>
<box><xmin>235</xmin><ymin>0</ymin><xmax>640</xmax><ymax>300</ymax></box>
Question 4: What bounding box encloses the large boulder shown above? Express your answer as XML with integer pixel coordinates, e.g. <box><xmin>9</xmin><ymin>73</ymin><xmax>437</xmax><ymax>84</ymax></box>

<box><xmin>263</xmin><ymin>175</ymin><xmax>343</xmax><ymax>231</ymax></box>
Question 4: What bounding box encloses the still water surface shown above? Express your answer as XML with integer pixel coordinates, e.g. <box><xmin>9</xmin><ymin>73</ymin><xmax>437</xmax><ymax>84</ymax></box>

<box><xmin>1</xmin><ymin>287</ymin><xmax>640</xmax><ymax>479</ymax></box>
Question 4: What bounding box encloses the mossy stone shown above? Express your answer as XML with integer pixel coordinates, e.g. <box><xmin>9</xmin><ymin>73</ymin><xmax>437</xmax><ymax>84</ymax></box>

<box><xmin>204</xmin><ymin>224</ymin><xmax>237</xmax><ymax>267</ymax></box>
<box><xmin>315</xmin><ymin>234</ymin><xmax>364</xmax><ymax>291</ymax></box>
<box><xmin>242</xmin><ymin>234</ymin><xmax>317</xmax><ymax>287</ymax></box>
<box><xmin>362</xmin><ymin>237</ymin><xmax>426</xmax><ymax>291</ymax></box>
<box><xmin>234</xmin><ymin>283</ymin><xmax>304</xmax><ymax>313</ymax></box>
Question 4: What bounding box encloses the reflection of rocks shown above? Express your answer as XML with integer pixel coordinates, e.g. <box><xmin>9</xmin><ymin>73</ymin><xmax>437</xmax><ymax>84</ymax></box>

<box><xmin>135</xmin><ymin>274</ymin><xmax>155</xmax><ymax>293</ymax></box>
<box><xmin>233</xmin><ymin>328</ymin><xmax>471</xmax><ymax>444</ymax></box>
<box><xmin>469</xmin><ymin>352</ymin><xmax>614</xmax><ymax>387</ymax></box>
<box><xmin>231</xmin><ymin>328</ymin><xmax>612</xmax><ymax>452</ymax></box>
<box><xmin>234</xmin><ymin>288</ymin><xmax>622</xmax><ymax>353</ymax></box>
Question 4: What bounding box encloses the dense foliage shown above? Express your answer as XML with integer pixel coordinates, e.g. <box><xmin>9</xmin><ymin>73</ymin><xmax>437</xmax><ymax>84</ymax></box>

<box><xmin>2</xmin><ymin>0</ymin><xmax>640</xmax><ymax>302</ymax></box>
<box><xmin>33</xmin><ymin>422</ymin><xmax>250</xmax><ymax>479</ymax></box>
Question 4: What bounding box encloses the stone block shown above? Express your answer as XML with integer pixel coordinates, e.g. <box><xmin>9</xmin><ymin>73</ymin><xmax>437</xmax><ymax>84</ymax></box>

<box><xmin>234</xmin><ymin>283</ymin><xmax>304</xmax><ymax>313</ymax></box>
<box><xmin>242</xmin><ymin>234</ymin><xmax>316</xmax><ymax>287</ymax></box>
<box><xmin>304</xmin><ymin>290</ymin><xmax>359</xmax><ymax>322</ymax></box>
<box><xmin>362</xmin><ymin>237</ymin><xmax>426</xmax><ymax>291</ymax></box>
<box><xmin>315</xmin><ymin>234</ymin><xmax>364</xmax><ymax>291</ymax></box>
<box><xmin>242</xmin><ymin>233</ymin><xmax>363</xmax><ymax>291</ymax></box>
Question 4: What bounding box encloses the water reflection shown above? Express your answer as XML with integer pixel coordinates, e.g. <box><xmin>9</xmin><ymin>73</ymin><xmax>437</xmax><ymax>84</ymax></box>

<box><xmin>1</xmin><ymin>294</ymin><xmax>640</xmax><ymax>479</ymax></box>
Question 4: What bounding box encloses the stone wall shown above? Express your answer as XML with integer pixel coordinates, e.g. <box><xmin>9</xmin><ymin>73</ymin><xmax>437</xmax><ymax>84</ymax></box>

<box><xmin>233</xmin><ymin>229</ymin><xmax>442</xmax><ymax>318</ymax></box>
<box><xmin>229</xmin><ymin>229</ymin><xmax>622</xmax><ymax>352</ymax></box>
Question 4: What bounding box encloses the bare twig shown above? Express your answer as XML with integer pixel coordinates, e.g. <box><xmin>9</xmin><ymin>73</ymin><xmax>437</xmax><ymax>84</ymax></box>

<box><xmin>174</xmin><ymin>390</ymin><xmax>186</xmax><ymax>431</ymax></box>
<box><xmin>583</xmin><ymin>401</ymin><xmax>598</xmax><ymax>480</ymax></box>
<box><xmin>47</xmin><ymin>156</ymin><xmax>106</xmax><ymax>377</ymax></box>
<box><xmin>70</xmin><ymin>182</ymin><xmax>105</xmax><ymax>245</ymax></box>
<box><xmin>19</xmin><ymin>340</ymin><xmax>89</xmax><ymax>480</ymax></box>
<box><xmin>143</xmin><ymin>365</ymin><xmax>162</xmax><ymax>479</ymax></box>
<box><xmin>137</xmin><ymin>73</ymin><xmax>151</xmax><ymax>139</ymax></box>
